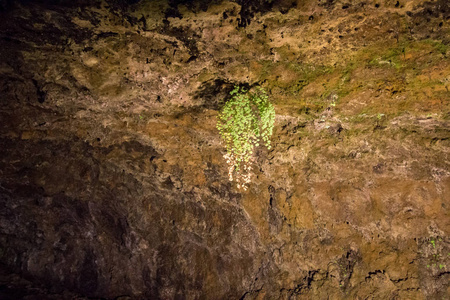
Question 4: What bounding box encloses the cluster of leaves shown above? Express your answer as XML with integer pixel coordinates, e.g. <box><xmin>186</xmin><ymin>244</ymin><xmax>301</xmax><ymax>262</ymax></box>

<box><xmin>216</xmin><ymin>86</ymin><xmax>275</xmax><ymax>189</ymax></box>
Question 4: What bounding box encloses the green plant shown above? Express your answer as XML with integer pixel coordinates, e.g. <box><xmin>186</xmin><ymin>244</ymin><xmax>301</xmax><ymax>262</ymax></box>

<box><xmin>216</xmin><ymin>86</ymin><xmax>275</xmax><ymax>190</ymax></box>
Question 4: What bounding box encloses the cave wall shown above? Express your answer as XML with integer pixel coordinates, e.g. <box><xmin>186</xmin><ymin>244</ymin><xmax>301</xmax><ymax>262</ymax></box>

<box><xmin>0</xmin><ymin>0</ymin><xmax>449</xmax><ymax>299</ymax></box>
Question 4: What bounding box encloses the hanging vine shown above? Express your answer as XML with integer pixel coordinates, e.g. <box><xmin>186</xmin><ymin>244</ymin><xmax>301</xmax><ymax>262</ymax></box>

<box><xmin>216</xmin><ymin>86</ymin><xmax>275</xmax><ymax>190</ymax></box>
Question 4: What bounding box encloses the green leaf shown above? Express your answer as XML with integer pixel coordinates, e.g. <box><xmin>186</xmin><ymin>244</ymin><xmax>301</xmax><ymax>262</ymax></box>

<box><xmin>217</xmin><ymin>85</ymin><xmax>275</xmax><ymax>188</ymax></box>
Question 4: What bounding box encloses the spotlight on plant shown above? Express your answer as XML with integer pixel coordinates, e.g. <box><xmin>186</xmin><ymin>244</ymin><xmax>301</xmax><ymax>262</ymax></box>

<box><xmin>216</xmin><ymin>85</ymin><xmax>275</xmax><ymax>190</ymax></box>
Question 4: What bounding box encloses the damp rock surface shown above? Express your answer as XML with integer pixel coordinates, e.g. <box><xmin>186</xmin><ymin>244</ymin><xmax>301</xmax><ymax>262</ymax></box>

<box><xmin>0</xmin><ymin>0</ymin><xmax>449</xmax><ymax>299</ymax></box>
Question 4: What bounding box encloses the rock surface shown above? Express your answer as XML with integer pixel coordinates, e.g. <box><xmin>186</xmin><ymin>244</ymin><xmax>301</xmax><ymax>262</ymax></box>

<box><xmin>0</xmin><ymin>0</ymin><xmax>449</xmax><ymax>299</ymax></box>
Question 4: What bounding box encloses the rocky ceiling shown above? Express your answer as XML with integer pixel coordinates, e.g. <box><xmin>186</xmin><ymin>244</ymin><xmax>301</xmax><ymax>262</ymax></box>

<box><xmin>0</xmin><ymin>0</ymin><xmax>449</xmax><ymax>299</ymax></box>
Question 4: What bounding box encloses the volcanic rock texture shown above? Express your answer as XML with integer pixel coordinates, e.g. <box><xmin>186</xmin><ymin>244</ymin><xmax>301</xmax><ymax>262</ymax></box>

<box><xmin>0</xmin><ymin>0</ymin><xmax>449</xmax><ymax>299</ymax></box>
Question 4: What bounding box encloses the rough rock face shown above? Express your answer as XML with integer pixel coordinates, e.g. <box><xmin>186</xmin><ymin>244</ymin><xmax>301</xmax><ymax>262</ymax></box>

<box><xmin>0</xmin><ymin>0</ymin><xmax>449</xmax><ymax>299</ymax></box>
